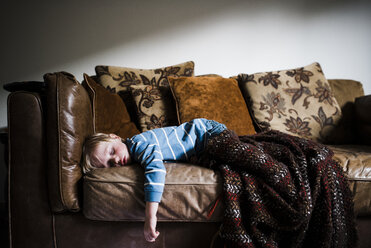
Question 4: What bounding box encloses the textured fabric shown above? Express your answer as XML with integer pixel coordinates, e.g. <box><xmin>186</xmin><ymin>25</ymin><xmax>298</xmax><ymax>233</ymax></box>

<box><xmin>82</xmin><ymin>74</ymin><xmax>140</xmax><ymax>139</ymax></box>
<box><xmin>326</xmin><ymin>79</ymin><xmax>365</xmax><ymax>144</ymax></box>
<box><xmin>130</xmin><ymin>85</ymin><xmax>178</xmax><ymax>131</ymax></box>
<box><xmin>169</xmin><ymin>76</ymin><xmax>256</xmax><ymax>136</ymax></box>
<box><xmin>201</xmin><ymin>129</ymin><xmax>357</xmax><ymax>248</ymax></box>
<box><xmin>238</xmin><ymin>63</ymin><xmax>342</xmax><ymax>142</ymax></box>
<box><xmin>126</xmin><ymin>118</ymin><xmax>226</xmax><ymax>202</ymax></box>
<box><xmin>95</xmin><ymin>61</ymin><xmax>194</xmax><ymax>128</ymax></box>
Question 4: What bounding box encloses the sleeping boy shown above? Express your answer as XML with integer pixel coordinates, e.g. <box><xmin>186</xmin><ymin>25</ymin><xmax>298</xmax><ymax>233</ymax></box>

<box><xmin>82</xmin><ymin>118</ymin><xmax>227</xmax><ymax>242</ymax></box>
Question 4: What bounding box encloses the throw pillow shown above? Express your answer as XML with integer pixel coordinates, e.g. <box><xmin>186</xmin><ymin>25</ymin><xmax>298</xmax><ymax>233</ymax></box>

<box><xmin>95</xmin><ymin>61</ymin><xmax>195</xmax><ymax>130</ymax></box>
<box><xmin>168</xmin><ymin>76</ymin><xmax>256</xmax><ymax>136</ymax></box>
<box><xmin>237</xmin><ymin>62</ymin><xmax>342</xmax><ymax>142</ymax></box>
<box><xmin>82</xmin><ymin>74</ymin><xmax>140</xmax><ymax>139</ymax></box>
<box><xmin>129</xmin><ymin>85</ymin><xmax>178</xmax><ymax>131</ymax></box>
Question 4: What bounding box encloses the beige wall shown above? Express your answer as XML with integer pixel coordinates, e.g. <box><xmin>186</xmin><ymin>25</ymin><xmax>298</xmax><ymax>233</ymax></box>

<box><xmin>0</xmin><ymin>0</ymin><xmax>370</xmax><ymax>203</ymax></box>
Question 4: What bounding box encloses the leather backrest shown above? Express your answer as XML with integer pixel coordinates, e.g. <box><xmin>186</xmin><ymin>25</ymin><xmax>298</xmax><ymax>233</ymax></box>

<box><xmin>44</xmin><ymin>72</ymin><xmax>93</xmax><ymax>212</ymax></box>
<box><xmin>355</xmin><ymin>95</ymin><xmax>371</xmax><ymax>145</ymax></box>
<box><xmin>326</xmin><ymin>79</ymin><xmax>365</xmax><ymax>144</ymax></box>
<box><xmin>328</xmin><ymin>79</ymin><xmax>364</xmax><ymax>108</ymax></box>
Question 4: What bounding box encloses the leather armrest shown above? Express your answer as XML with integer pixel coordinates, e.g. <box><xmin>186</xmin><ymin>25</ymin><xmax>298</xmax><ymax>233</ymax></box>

<box><xmin>3</xmin><ymin>81</ymin><xmax>46</xmax><ymax>93</ymax></box>
<box><xmin>8</xmin><ymin>92</ymin><xmax>54</xmax><ymax>246</ymax></box>
<box><xmin>355</xmin><ymin>95</ymin><xmax>371</xmax><ymax>145</ymax></box>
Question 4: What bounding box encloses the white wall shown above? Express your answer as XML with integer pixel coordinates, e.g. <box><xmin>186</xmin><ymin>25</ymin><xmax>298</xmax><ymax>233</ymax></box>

<box><xmin>0</xmin><ymin>0</ymin><xmax>370</xmax><ymax>203</ymax></box>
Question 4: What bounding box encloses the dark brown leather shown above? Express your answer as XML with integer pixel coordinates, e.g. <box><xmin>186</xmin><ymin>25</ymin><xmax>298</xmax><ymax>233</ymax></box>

<box><xmin>8</xmin><ymin>92</ymin><xmax>54</xmax><ymax>247</ymax></box>
<box><xmin>355</xmin><ymin>95</ymin><xmax>371</xmax><ymax>145</ymax></box>
<box><xmin>53</xmin><ymin>214</ymin><xmax>371</xmax><ymax>248</ymax></box>
<box><xmin>355</xmin><ymin>95</ymin><xmax>371</xmax><ymax>123</ymax></box>
<box><xmin>54</xmin><ymin>212</ymin><xmax>222</xmax><ymax>248</ymax></box>
<box><xmin>357</xmin><ymin>216</ymin><xmax>371</xmax><ymax>248</ymax></box>
<box><xmin>3</xmin><ymin>80</ymin><xmax>46</xmax><ymax>93</ymax></box>
<box><xmin>44</xmin><ymin>72</ymin><xmax>94</xmax><ymax>212</ymax></box>
<box><xmin>83</xmin><ymin>162</ymin><xmax>223</xmax><ymax>221</ymax></box>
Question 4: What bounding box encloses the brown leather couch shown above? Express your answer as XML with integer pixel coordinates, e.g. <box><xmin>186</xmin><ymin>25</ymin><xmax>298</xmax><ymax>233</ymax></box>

<box><xmin>5</xmin><ymin>72</ymin><xmax>371</xmax><ymax>248</ymax></box>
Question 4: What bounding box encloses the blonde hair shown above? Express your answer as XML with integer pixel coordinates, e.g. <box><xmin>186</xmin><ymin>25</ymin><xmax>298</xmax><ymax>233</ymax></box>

<box><xmin>82</xmin><ymin>133</ymin><xmax>116</xmax><ymax>174</ymax></box>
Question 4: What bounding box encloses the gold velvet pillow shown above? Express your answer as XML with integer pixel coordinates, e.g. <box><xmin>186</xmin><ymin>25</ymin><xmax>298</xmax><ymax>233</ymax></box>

<box><xmin>82</xmin><ymin>74</ymin><xmax>140</xmax><ymax>139</ymax></box>
<box><xmin>168</xmin><ymin>76</ymin><xmax>256</xmax><ymax>136</ymax></box>
<box><xmin>95</xmin><ymin>61</ymin><xmax>195</xmax><ymax>128</ymax></box>
<box><xmin>130</xmin><ymin>85</ymin><xmax>178</xmax><ymax>131</ymax></box>
<box><xmin>238</xmin><ymin>62</ymin><xmax>342</xmax><ymax>142</ymax></box>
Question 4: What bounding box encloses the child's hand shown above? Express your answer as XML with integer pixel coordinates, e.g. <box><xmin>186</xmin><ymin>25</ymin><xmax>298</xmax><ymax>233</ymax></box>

<box><xmin>144</xmin><ymin>215</ymin><xmax>160</xmax><ymax>242</ymax></box>
<box><xmin>144</xmin><ymin>201</ymin><xmax>160</xmax><ymax>242</ymax></box>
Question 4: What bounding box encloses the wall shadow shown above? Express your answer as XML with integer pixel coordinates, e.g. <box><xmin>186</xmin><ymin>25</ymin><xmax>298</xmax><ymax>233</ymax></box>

<box><xmin>0</xmin><ymin>0</ymin><xmax>364</xmax><ymax>83</ymax></box>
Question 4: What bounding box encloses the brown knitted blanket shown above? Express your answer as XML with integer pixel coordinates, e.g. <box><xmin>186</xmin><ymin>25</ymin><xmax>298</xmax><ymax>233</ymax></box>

<box><xmin>202</xmin><ymin>129</ymin><xmax>357</xmax><ymax>248</ymax></box>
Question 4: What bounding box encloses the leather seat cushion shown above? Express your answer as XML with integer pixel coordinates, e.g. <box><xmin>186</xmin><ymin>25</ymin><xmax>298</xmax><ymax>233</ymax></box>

<box><xmin>83</xmin><ymin>146</ymin><xmax>371</xmax><ymax>221</ymax></box>
<box><xmin>329</xmin><ymin>145</ymin><xmax>371</xmax><ymax>216</ymax></box>
<box><xmin>83</xmin><ymin>162</ymin><xmax>223</xmax><ymax>222</ymax></box>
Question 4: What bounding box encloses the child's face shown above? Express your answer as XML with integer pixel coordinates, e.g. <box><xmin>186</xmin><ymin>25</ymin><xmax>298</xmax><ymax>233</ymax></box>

<box><xmin>91</xmin><ymin>134</ymin><xmax>132</xmax><ymax>169</ymax></box>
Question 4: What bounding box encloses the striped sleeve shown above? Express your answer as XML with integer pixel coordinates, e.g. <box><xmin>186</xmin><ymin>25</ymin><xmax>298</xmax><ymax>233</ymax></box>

<box><xmin>129</xmin><ymin>139</ymin><xmax>166</xmax><ymax>202</ymax></box>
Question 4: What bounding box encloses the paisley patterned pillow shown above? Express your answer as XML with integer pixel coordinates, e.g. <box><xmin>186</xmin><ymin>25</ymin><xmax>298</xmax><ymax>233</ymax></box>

<box><xmin>95</xmin><ymin>61</ymin><xmax>194</xmax><ymax>129</ymax></box>
<box><xmin>130</xmin><ymin>85</ymin><xmax>178</xmax><ymax>132</ymax></box>
<box><xmin>238</xmin><ymin>62</ymin><xmax>342</xmax><ymax>142</ymax></box>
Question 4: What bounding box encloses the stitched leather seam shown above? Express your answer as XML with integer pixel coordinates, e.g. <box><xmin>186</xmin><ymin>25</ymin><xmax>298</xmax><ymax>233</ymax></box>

<box><xmin>52</xmin><ymin>214</ymin><xmax>58</xmax><ymax>248</ymax></box>
<box><xmin>56</xmin><ymin>74</ymin><xmax>65</xmax><ymax>208</ymax></box>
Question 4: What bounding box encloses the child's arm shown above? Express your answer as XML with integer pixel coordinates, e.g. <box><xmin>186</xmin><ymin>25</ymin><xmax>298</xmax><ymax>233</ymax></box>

<box><xmin>144</xmin><ymin>201</ymin><xmax>159</xmax><ymax>242</ymax></box>
<box><xmin>128</xmin><ymin>139</ymin><xmax>165</xmax><ymax>242</ymax></box>
<box><xmin>128</xmin><ymin>140</ymin><xmax>166</xmax><ymax>202</ymax></box>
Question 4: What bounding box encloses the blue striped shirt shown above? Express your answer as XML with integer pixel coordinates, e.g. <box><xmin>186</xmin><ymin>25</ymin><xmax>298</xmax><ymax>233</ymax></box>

<box><xmin>126</xmin><ymin>118</ymin><xmax>227</xmax><ymax>202</ymax></box>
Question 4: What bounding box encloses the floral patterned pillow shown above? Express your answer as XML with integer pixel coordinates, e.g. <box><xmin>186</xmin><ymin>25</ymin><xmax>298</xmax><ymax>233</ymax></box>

<box><xmin>95</xmin><ymin>61</ymin><xmax>194</xmax><ymax>130</ymax></box>
<box><xmin>130</xmin><ymin>85</ymin><xmax>178</xmax><ymax>132</ymax></box>
<box><xmin>237</xmin><ymin>62</ymin><xmax>342</xmax><ymax>142</ymax></box>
